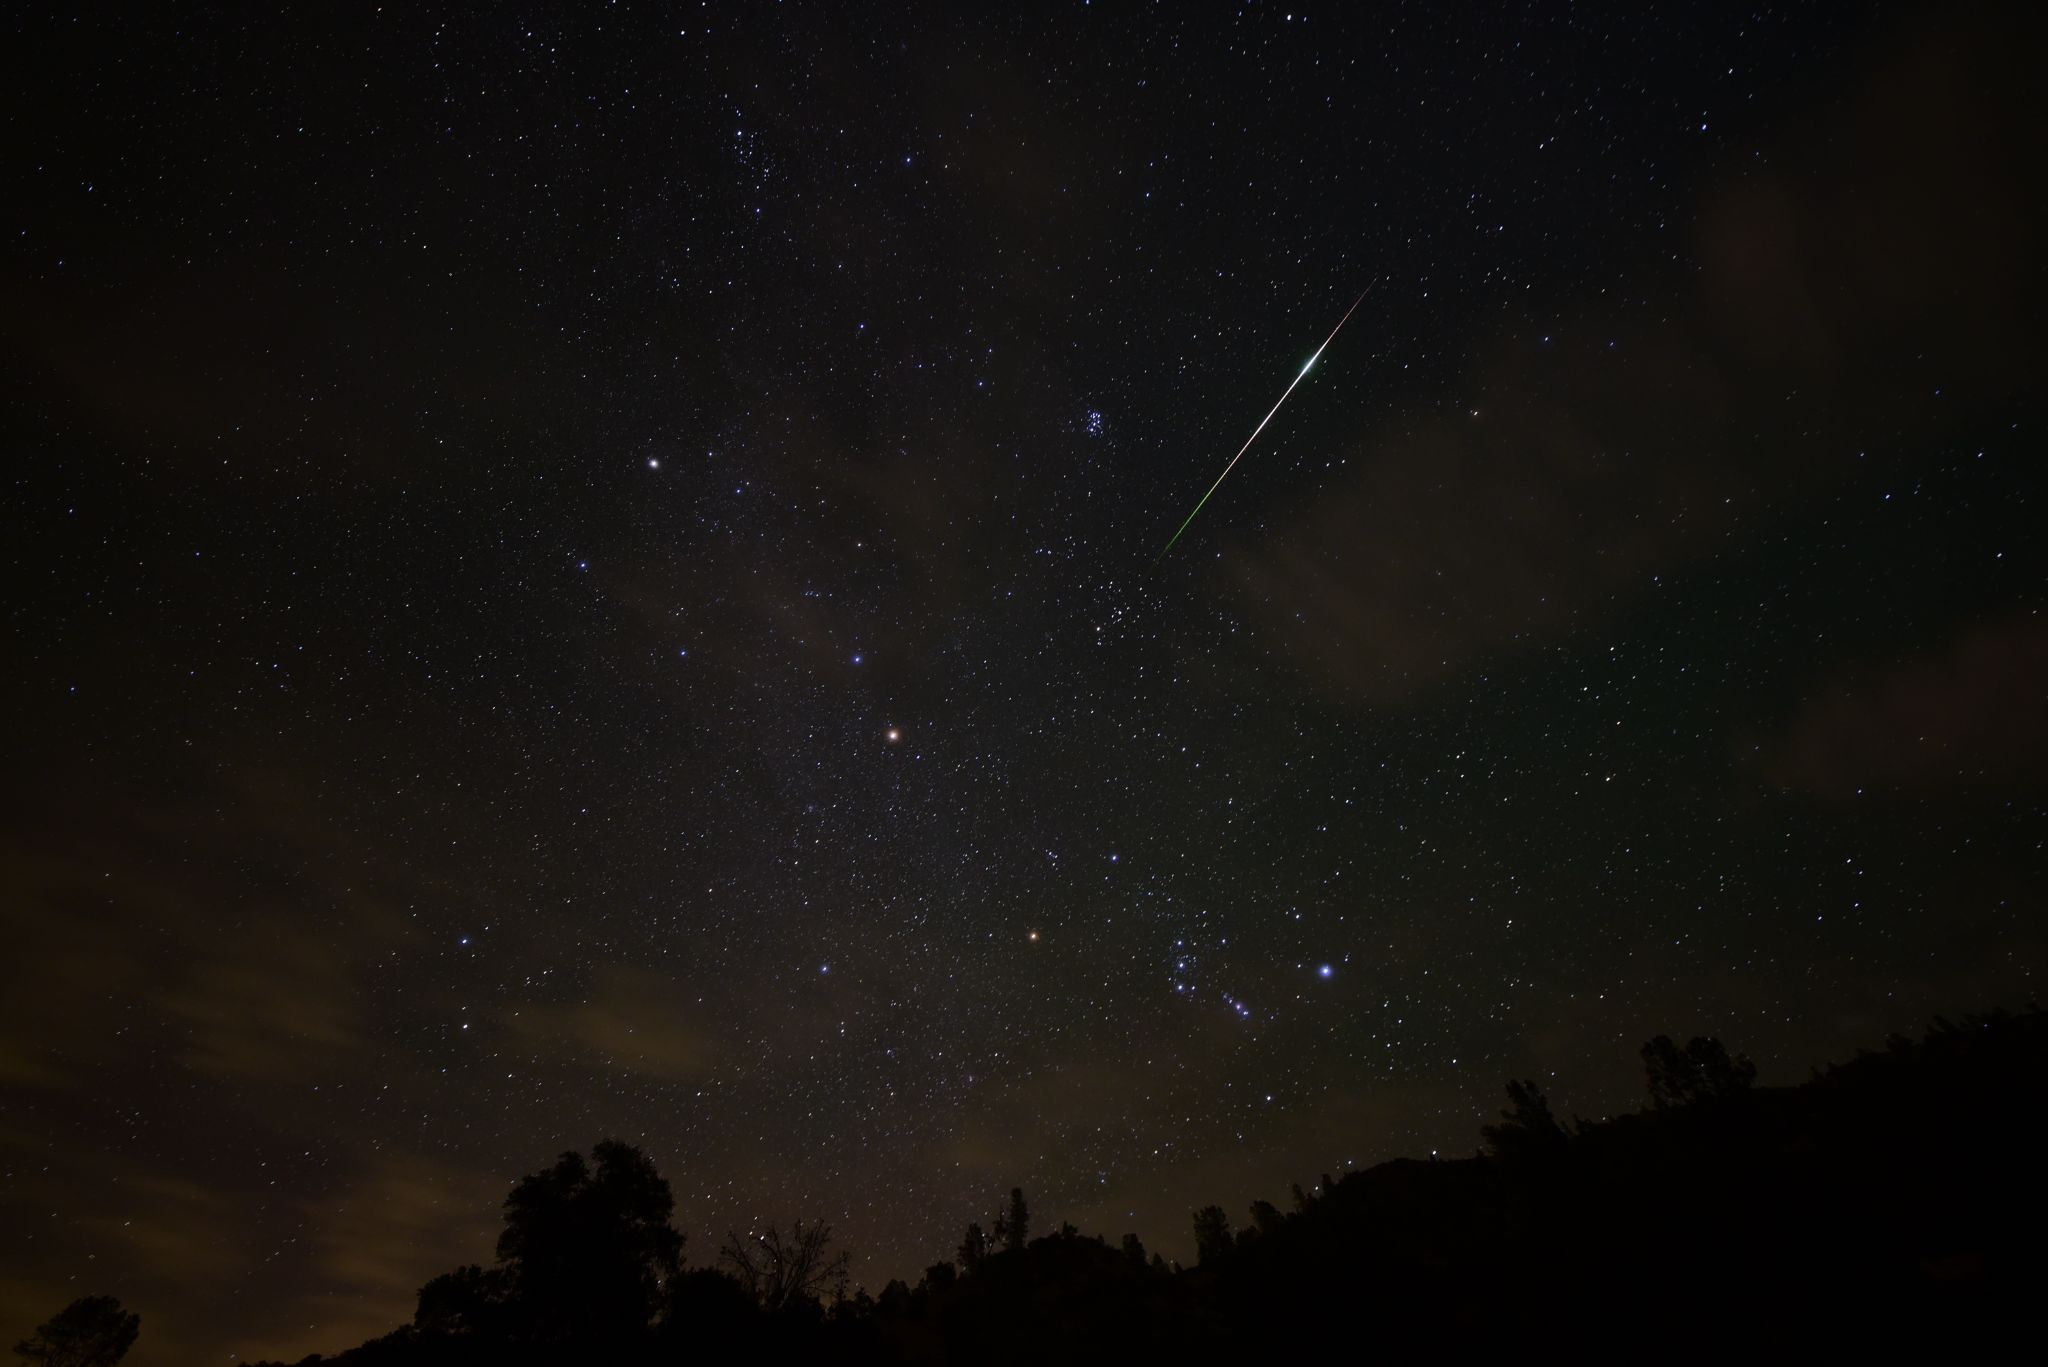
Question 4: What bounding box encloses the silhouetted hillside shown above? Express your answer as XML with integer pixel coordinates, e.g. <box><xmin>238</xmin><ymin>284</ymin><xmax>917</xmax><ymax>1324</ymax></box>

<box><xmin>223</xmin><ymin>1007</ymin><xmax>2044</xmax><ymax>1365</ymax></box>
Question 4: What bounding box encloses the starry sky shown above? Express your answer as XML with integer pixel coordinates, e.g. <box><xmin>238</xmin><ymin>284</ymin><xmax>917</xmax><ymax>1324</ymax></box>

<box><xmin>4</xmin><ymin>3</ymin><xmax>2045</xmax><ymax>1362</ymax></box>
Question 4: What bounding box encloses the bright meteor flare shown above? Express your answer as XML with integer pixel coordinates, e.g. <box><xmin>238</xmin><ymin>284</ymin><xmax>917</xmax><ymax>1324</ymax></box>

<box><xmin>1154</xmin><ymin>282</ymin><xmax>1375</xmax><ymax>566</ymax></box>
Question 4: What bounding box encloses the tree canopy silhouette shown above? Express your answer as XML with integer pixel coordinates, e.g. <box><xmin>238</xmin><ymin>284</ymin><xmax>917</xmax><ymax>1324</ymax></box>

<box><xmin>1641</xmin><ymin>1035</ymin><xmax>1758</xmax><ymax>1108</ymax></box>
<box><xmin>503</xmin><ymin>1140</ymin><xmax>682</xmax><ymax>1342</ymax></box>
<box><xmin>1191</xmin><ymin>1205</ymin><xmax>1232</xmax><ymax>1265</ymax></box>
<box><xmin>955</xmin><ymin>1220</ymin><xmax>990</xmax><ymax>1273</ymax></box>
<box><xmin>995</xmin><ymin>1187</ymin><xmax>1030</xmax><ymax>1254</ymax></box>
<box><xmin>1480</xmin><ymin>1078</ymin><xmax>1569</xmax><ymax>1160</ymax></box>
<box><xmin>12</xmin><ymin>1296</ymin><xmax>139</xmax><ymax>1367</ymax></box>
<box><xmin>409</xmin><ymin>1138</ymin><xmax>682</xmax><ymax>1352</ymax></box>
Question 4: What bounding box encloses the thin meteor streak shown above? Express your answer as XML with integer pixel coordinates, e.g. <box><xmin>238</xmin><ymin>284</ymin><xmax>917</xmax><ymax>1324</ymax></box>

<box><xmin>1155</xmin><ymin>281</ymin><xmax>1375</xmax><ymax>566</ymax></box>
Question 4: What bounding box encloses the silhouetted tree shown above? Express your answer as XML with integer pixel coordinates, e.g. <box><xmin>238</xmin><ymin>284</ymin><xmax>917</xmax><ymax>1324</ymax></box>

<box><xmin>999</xmin><ymin>1187</ymin><xmax>1031</xmax><ymax>1253</ymax></box>
<box><xmin>12</xmin><ymin>1296</ymin><xmax>139</xmax><ymax>1367</ymax></box>
<box><xmin>1192</xmin><ymin>1205</ymin><xmax>1233</xmax><ymax>1264</ymax></box>
<box><xmin>1642</xmin><ymin>1036</ymin><xmax>1757</xmax><ymax>1108</ymax></box>
<box><xmin>649</xmin><ymin>1266</ymin><xmax>759</xmax><ymax>1357</ymax></box>
<box><xmin>1248</xmin><ymin>1199</ymin><xmax>1285</xmax><ymax>1237</ymax></box>
<box><xmin>1481</xmin><ymin>1078</ymin><xmax>1569</xmax><ymax>1161</ymax></box>
<box><xmin>491</xmin><ymin>1140</ymin><xmax>684</xmax><ymax>1345</ymax></box>
<box><xmin>718</xmin><ymin>1221</ymin><xmax>851</xmax><ymax>1313</ymax></box>
<box><xmin>831</xmin><ymin>1287</ymin><xmax>876</xmax><ymax>1325</ymax></box>
<box><xmin>1121</xmin><ymin>1232</ymin><xmax>1148</xmax><ymax>1267</ymax></box>
<box><xmin>1289</xmin><ymin>1182</ymin><xmax>1311</xmax><ymax>1213</ymax></box>
<box><xmin>413</xmin><ymin>1263</ymin><xmax>506</xmax><ymax>1338</ymax></box>
<box><xmin>957</xmin><ymin>1221</ymin><xmax>990</xmax><ymax>1272</ymax></box>
<box><xmin>921</xmin><ymin>1261</ymin><xmax>958</xmax><ymax>1292</ymax></box>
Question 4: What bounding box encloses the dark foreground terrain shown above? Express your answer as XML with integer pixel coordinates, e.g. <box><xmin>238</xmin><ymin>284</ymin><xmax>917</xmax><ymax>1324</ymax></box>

<box><xmin>25</xmin><ymin>1010</ymin><xmax>2044</xmax><ymax>1365</ymax></box>
<box><xmin>290</xmin><ymin>1009</ymin><xmax>2048</xmax><ymax>1362</ymax></box>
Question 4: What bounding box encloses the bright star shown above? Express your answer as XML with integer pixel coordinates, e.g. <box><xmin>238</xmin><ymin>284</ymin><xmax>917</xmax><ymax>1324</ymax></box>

<box><xmin>1318</xmin><ymin>964</ymin><xmax>1333</xmax><ymax>979</ymax></box>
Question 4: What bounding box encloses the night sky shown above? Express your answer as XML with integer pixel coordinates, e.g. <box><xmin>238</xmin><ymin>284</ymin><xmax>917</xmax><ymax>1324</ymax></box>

<box><xmin>4</xmin><ymin>3</ymin><xmax>2044</xmax><ymax>1361</ymax></box>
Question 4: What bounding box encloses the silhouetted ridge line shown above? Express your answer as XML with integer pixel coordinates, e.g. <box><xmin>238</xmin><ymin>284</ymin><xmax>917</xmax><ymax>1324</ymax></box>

<box><xmin>200</xmin><ymin>1007</ymin><xmax>2041</xmax><ymax>1365</ymax></box>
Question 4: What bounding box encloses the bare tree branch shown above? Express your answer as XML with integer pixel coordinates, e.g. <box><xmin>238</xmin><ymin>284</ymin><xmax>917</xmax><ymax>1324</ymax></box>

<box><xmin>717</xmin><ymin>1221</ymin><xmax>851</xmax><ymax>1313</ymax></box>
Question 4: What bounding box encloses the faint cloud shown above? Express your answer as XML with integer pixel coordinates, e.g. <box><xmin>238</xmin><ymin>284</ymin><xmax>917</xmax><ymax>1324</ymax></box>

<box><xmin>501</xmin><ymin>965</ymin><xmax>723</xmax><ymax>1081</ymax></box>
<box><xmin>1225</xmin><ymin>10</ymin><xmax>2042</xmax><ymax>704</ymax></box>
<box><xmin>1763</xmin><ymin>610</ymin><xmax>2048</xmax><ymax>797</ymax></box>
<box><xmin>159</xmin><ymin>930</ymin><xmax>368</xmax><ymax>1081</ymax></box>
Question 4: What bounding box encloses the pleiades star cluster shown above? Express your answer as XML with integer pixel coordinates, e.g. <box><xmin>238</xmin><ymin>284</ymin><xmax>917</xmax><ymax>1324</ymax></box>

<box><xmin>2</xmin><ymin>3</ymin><xmax>2042</xmax><ymax>1361</ymax></box>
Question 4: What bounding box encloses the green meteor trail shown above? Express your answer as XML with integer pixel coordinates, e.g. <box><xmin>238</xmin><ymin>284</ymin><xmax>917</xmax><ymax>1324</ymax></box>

<box><xmin>1154</xmin><ymin>283</ymin><xmax>1374</xmax><ymax>567</ymax></box>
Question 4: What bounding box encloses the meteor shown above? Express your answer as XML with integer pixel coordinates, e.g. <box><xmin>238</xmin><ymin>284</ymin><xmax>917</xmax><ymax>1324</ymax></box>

<box><xmin>1154</xmin><ymin>282</ymin><xmax>1375</xmax><ymax>566</ymax></box>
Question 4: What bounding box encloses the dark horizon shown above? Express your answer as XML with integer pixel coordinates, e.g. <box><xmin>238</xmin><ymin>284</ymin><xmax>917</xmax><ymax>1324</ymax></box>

<box><xmin>4</xmin><ymin>2</ymin><xmax>2044</xmax><ymax>1362</ymax></box>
